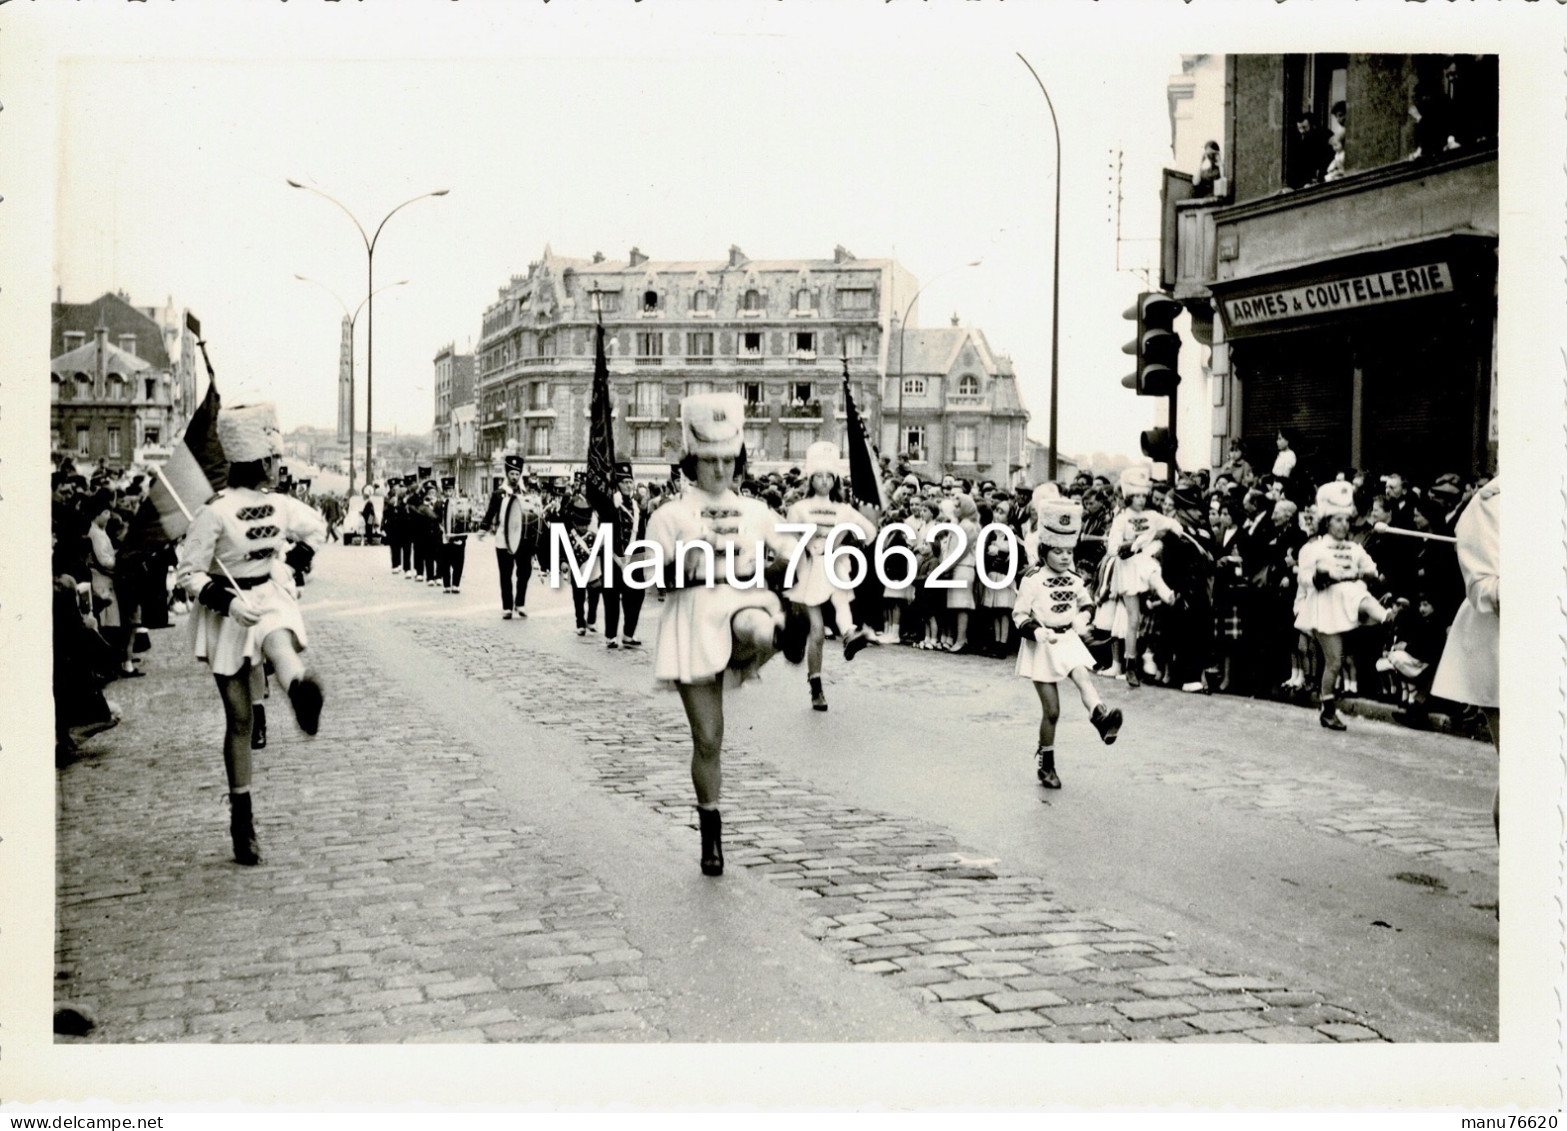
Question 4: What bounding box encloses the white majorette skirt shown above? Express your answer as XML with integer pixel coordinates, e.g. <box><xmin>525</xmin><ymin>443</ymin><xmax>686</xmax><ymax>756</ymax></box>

<box><xmin>1107</xmin><ymin>551</ymin><xmax>1160</xmax><ymax>598</ymax></box>
<box><xmin>1294</xmin><ymin>579</ymin><xmax>1370</xmax><ymax>636</ymax></box>
<box><xmin>652</xmin><ymin>583</ymin><xmax>783</xmax><ymax>690</ymax></box>
<box><xmin>189</xmin><ymin>574</ymin><xmax>308</xmax><ymax>677</ymax></box>
<box><xmin>785</xmin><ymin>551</ymin><xmax>836</xmax><ymax>608</ymax></box>
<box><xmin>1015</xmin><ymin>629</ymin><xmax>1096</xmax><ymax>683</ymax></box>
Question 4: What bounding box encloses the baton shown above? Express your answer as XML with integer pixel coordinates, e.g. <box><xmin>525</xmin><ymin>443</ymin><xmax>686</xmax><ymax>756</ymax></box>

<box><xmin>1372</xmin><ymin>522</ymin><xmax>1457</xmax><ymax>544</ymax></box>
<box><xmin>151</xmin><ymin>462</ymin><xmax>257</xmax><ymax>611</ymax></box>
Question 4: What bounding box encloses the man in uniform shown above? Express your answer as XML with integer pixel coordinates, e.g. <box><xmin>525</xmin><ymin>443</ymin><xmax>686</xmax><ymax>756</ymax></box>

<box><xmin>483</xmin><ymin>455</ymin><xmax>545</xmax><ymax>619</ymax></box>
<box><xmin>602</xmin><ymin>461</ymin><xmax>648</xmax><ymax>648</ymax></box>
<box><xmin>386</xmin><ymin>477</ymin><xmax>411</xmax><ymax>575</ymax></box>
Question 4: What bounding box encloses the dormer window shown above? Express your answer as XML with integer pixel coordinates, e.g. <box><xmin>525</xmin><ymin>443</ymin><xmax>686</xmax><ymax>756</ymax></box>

<box><xmin>958</xmin><ymin>374</ymin><xmax>981</xmax><ymax>396</ymax></box>
<box><xmin>795</xmin><ymin>288</ymin><xmax>812</xmax><ymax>312</ymax></box>
<box><xmin>642</xmin><ymin>289</ymin><xmax>659</xmax><ymax>313</ymax></box>
<box><xmin>692</xmin><ymin>289</ymin><xmax>712</xmax><ymax>312</ymax></box>
<box><xmin>743</xmin><ymin>289</ymin><xmax>762</xmax><ymax>313</ymax></box>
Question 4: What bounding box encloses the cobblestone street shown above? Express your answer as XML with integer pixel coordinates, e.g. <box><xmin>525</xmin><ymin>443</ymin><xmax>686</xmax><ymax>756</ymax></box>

<box><xmin>54</xmin><ymin>544</ymin><xmax>1498</xmax><ymax>1046</ymax></box>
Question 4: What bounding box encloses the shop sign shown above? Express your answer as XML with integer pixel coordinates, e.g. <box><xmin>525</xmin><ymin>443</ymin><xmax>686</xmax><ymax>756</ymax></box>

<box><xmin>1223</xmin><ymin>263</ymin><xmax>1453</xmax><ymax>329</ymax></box>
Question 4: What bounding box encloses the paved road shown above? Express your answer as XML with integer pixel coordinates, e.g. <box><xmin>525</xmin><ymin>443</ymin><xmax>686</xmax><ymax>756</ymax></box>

<box><xmin>55</xmin><ymin>539</ymin><xmax>1496</xmax><ymax>1044</ymax></box>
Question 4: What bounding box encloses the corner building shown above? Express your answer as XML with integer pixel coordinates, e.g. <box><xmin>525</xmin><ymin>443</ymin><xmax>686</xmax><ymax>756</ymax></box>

<box><xmin>1167</xmin><ymin>54</ymin><xmax>1497</xmax><ymax>480</ymax></box>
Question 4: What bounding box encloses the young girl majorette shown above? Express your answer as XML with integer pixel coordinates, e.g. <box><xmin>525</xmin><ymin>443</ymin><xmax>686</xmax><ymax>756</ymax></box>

<box><xmin>1098</xmin><ymin>467</ymin><xmax>1178</xmax><ymax>687</ymax></box>
<box><xmin>646</xmin><ymin>393</ymin><xmax>808</xmax><ymax>876</ymax></box>
<box><xmin>174</xmin><ymin>402</ymin><xmax>327</xmax><ymax>865</ymax></box>
<box><xmin>784</xmin><ymin>441</ymin><xmax>878</xmax><ymax>711</ymax></box>
<box><xmin>1014</xmin><ymin>499</ymin><xmax>1123</xmax><ymax>789</ymax></box>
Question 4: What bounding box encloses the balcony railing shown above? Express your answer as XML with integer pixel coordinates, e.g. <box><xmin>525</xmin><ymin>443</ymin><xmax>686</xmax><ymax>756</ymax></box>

<box><xmin>743</xmin><ymin>401</ymin><xmax>771</xmax><ymax>420</ymax></box>
<box><xmin>779</xmin><ymin>400</ymin><xmax>824</xmax><ymax>422</ymax></box>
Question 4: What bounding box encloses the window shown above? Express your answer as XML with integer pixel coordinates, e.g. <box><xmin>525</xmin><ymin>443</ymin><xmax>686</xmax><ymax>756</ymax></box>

<box><xmin>642</xmin><ymin>289</ymin><xmax>659</xmax><ymax>313</ymax></box>
<box><xmin>785</xmin><ymin>427</ymin><xmax>817</xmax><ymax>460</ymax></box>
<box><xmin>795</xmin><ymin>288</ymin><xmax>813</xmax><ymax>312</ymax></box>
<box><xmin>843</xmin><ymin>331</ymin><xmax>864</xmax><ymax>359</ymax></box>
<box><xmin>633</xmin><ymin>381</ymin><xmax>663</xmax><ymax>418</ymax></box>
<box><xmin>837</xmin><ymin>288</ymin><xmax>873</xmax><ymax>312</ymax></box>
<box><xmin>145</xmin><ymin>378</ymin><xmax>157</xmax><ymax>401</ymax></box>
<box><xmin>635</xmin><ymin>331</ymin><xmax>663</xmax><ymax>365</ymax></box>
<box><xmin>902</xmin><ymin>377</ymin><xmax>926</xmax><ymax>396</ymax></box>
<box><xmin>741</xmin><ymin>331</ymin><xmax>762</xmax><ymax>357</ymax></box>
<box><xmin>692</xmin><ymin>289</ymin><xmax>712</xmax><ymax>313</ymax></box>
<box><xmin>529</xmin><ymin>381</ymin><xmax>550</xmax><ymax>410</ymax></box>
<box><xmin>595</xmin><ymin>291</ymin><xmax>621</xmax><ymax>314</ymax></box>
<box><xmin>634</xmin><ymin>426</ymin><xmax>663</xmax><ymax>459</ymax></box>
<box><xmin>957</xmin><ymin>374</ymin><xmax>981</xmax><ymax>396</ymax></box>
<box><xmin>743</xmin><ymin>382</ymin><xmax>763</xmax><ymax>406</ymax></box>
<box><xmin>76</xmin><ymin>425</ymin><xmax>90</xmax><ymax>454</ymax></box>
<box><xmin>903</xmin><ymin>426</ymin><xmax>926</xmax><ymax>460</ymax></box>
<box><xmin>744</xmin><ymin>424</ymin><xmax>767</xmax><ymax>458</ymax></box>
<box><xmin>106</xmin><ymin>427</ymin><xmax>121</xmax><ymax>458</ymax></box>
<box><xmin>791</xmin><ymin>382</ymin><xmax>813</xmax><ymax>405</ymax></box>
<box><xmin>527</xmin><ymin>422</ymin><xmax>551</xmax><ymax>457</ymax></box>
<box><xmin>51</xmin><ymin>374</ymin><xmax>63</xmax><ymax>402</ymax></box>
<box><xmin>1283</xmin><ymin>53</ymin><xmax>1347</xmax><ymax>188</ymax></box>
<box><xmin>955</xmin><ymin>424</ymin><xmax>979</xmax><ymax>463</ymax></box>
<box><xmin>143</xmin><ymin>427</ymin><xmax>160</xmax><ymax>446</ymax></box>
<box><xmin>687</xmin><ymin>332</ymin><xmax>714</xmax><ymax>364</ymax></box>
<box><xmin>76</xmin><ymin>374</ymin><xmax>92</xmax><ymax>399</ymax></box>
<box><xmin>743</xmin><ymin>289</ymin><xmax>762</xmax><ymax>313</ymax></box>
<box><xmin>793</xmin><ymin>332</ymin><xmax>815</xmax><ymax>356</ymax></box>
<box><xmin>686</xmin><ymin>380</ymin><xmax>714</xmax><ymax>398</ymax></box>
<box><xmin>537</xmin><ymin>331</ymin><xmax>555</xmax><ymax>360</ymax></box>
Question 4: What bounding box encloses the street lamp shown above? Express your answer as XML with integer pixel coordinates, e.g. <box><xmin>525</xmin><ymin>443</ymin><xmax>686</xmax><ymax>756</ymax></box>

<box><xmin>292</xmin><ymin>273</ymin><xmax>408</xmax><ymax>496</ymax></box>
<box><xmin>894</xmin><ymin>259</ymin><xmax>982</xmax><ymax>471</ymax></box>
<box><xmin>1017</xmin><ymin>54</ymin><xmax>1063</xmax><ymax>481</ymax></box>
<box><xmin>287</xmin><ymin>179</ymin><xmax>448</xmax><ymax>490</ymax></box>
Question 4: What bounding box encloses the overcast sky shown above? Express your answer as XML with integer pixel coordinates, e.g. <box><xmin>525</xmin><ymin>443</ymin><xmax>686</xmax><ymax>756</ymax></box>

<box><xmin>52</xmin><ymin>19</ymin><xmax>1183</xmax><ymax>462</ymax></box>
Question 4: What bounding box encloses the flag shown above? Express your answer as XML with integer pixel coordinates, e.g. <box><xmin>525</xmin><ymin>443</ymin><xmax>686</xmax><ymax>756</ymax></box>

<box><xmin>842</xmin><ymin>360</ymin><xmax>886</xmax><ymax>510</ymax></box>
<box><xmin>129</xmin><ymin>376</ymin><xmax>227</xmax><ymax>547</ymax></box>
<box><xmin>584</xmin><ymin>320</ymin><xmax>618</xmax><ymax>516</ymax></box>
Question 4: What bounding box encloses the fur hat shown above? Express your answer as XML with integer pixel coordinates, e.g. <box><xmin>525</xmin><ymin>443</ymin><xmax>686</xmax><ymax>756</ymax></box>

<box><xmin>1315</xmin><ymin>480</ymin><xmax>1356</xmax><ymax>518</ymax></box>
<box><xmin>217</xmin><ymin>402</ymin><xmax>283</xmax><ymax>463</ymax></box>
<box><xmin>803</xmin><ymin>441</ymin><xmax>844</xmax><ymax>480</ymax></box>
<box><xmin>1119</xmin><ymin>466</ymin><xmax>1151</xmax><ymax>498</ymax></box>
<box><xmin>1037</xmin><ymin>500</ymin><xmax>1083</xmax><ymax>549</ymax></box>
<box><xmin>680</xmin><ymin>392</ymin><xmax>745</xmax><ymax>459</ymax></box>
<box><xmin>1031</xmin><ymin>482</ymin><xmax>1062</xmax><ymax>514</ymax></box>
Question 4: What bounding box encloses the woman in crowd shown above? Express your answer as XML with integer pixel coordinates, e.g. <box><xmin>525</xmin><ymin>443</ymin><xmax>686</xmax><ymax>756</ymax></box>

<box><xmin>647</xmin><ymin>392</ymin><xmax>806</xmax><ymax>876</ymax></box>
<box><xmin>1100</xmin><ymin>468</ymin><xmax>1177</xmax><ymax>687</ymax></box>
<box><xmin>977</xmin><ymin>495</ymin><xmax>1020</xmax><ymax>656</ymax></box>
<box><xmin>1293</xmin><ymin>482</ymin><xmax>1397</xmax><ymax>730</ymax></box>
<box><xmin>944</xmin><ymin>492</ymin><xmax>984</xmax><ymax>653</ymax></box>
<box><xmin>783</xmin><ymin>441</ymin><xmax>878</xmax><ymax>711</ymax></box>
<box><xmin>174</xmin><ymin>403</ymin><xmax>327</xmax><ymax>866</ymax></box>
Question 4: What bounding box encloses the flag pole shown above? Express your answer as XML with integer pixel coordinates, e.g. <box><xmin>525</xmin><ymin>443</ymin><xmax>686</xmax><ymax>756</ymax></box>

<box><xmin>149</xmin><ymin>462</ymin><xmax>256</xmax><ymax>610</ymax></box>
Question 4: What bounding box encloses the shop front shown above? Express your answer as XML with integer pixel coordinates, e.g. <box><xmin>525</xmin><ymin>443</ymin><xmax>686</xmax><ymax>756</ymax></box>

<box><xmin>1213</xmin><ymin>234</ymin><xmax>1495</xmax><ymax>484</ymax></box>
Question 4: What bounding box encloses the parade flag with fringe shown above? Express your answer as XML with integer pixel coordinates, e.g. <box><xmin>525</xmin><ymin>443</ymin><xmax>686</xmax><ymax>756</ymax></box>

<box><xmin>585</xmin><ymin>319</ymin><xmax>618</xmax><ymax>516</ymax></box>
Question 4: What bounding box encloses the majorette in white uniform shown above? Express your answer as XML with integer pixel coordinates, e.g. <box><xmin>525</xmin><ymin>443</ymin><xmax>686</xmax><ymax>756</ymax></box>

<box><xmin>1014</xmin><ymin>502</ymin><xmax>1099</xmax><ymax>683</ymax></box>
<box><xmin>1293</xmin><ymin>480</ymin><xmax>1379</xmax><ymax>635</ymax></box>
<box><xmin>1431</xmin><ymin>478</ymin><xmax>1499</xmax><ymax>709</ymax></box>
<box><xmin>646</xmin><ymin>394</ymin><xmax>798</xmax><ymax>689</ymax></box>
<box><xmin>176</xmin><ymin>413</ymin><xmax>327</xmax><ymax>678</ymax></box>
<box><xmin>784</xmin><ymin>442</ymin><xmax>878</xmax><ymax>609</ymax></box>
<box><xmin>1104</xmin><ymin>466</ymin><xmax>1178</xmax><ymax>599</ymax></box>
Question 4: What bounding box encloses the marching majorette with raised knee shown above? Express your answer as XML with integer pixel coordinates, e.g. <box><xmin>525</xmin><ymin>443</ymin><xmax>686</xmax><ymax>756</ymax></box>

<box><xmin>1014</xmin><ymin>497</ymin><xmax>1123</xmax><ymax>789</ymax></box>
<box><xmin>174</xmin><ymin>402</ymin><xmax>328</xmax><ymax>865</ymax></box>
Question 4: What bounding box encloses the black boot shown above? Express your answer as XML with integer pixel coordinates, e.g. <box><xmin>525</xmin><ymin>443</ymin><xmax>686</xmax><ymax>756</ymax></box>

<box><xmin>775</xmin><ymin>602</ymin><xmax>810</xmax><ymax>665</ymax></box>
<box><xmin>230</xmin><ymin>791</ymin><xmax>261</xmax><ymax>866</ymax></box>
<box><xmin>250</xmin><ymin>703</ymin><xmax>267</xmax><ymax>750</ymax></box>
<box><xmin>698</xmin><ymin>807</ymin><xmax>724</xmax><ymax>877</ymax></box>
<box><xmin>1090</xmin><ymin>704</ymin><xmax>1123</xmax><ymax>745</ymax></box>
<box><xmin>1035</xmin><ymin>745</ymin><xmax>1061</xmax><ymax>789</ymax></box>
<box><xmin>1319</xmin><ymin>697</ymin><xmax>1347</xmax><ymax>731</ymax></box>
<box><xmin>809</xmin><ymin>676</ymin><xmax>828</xmax><ymax>712</ymax></box>
<box><xmin>288</xmin><ymin>672</ymin><xmax>325</xmax><ymax>735</ymax></box>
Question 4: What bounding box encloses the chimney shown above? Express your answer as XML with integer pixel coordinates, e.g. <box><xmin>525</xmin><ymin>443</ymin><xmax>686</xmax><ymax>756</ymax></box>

<box><xmin>950</xmin><ymin>312</ymin><xmax>961</xmax><ymax>327</ymax></box>
<box><xmin>628</xmin><ymin>247</ymin><xmax>648</xmax><ymax>268</ymax></box>
<box><xmin>834</xmin><ymin>244</ymin><xmax>855</xmax><ymax>264</ymax></box>
<box><xmin>728</xmin><ymin>245</ymin><xmax>747</xmax><ymax>269</ymax></box>
<box><xmin>94</xmin><ymin>326</ymin><xmax>107</xmax><ymax>383</ymax></box>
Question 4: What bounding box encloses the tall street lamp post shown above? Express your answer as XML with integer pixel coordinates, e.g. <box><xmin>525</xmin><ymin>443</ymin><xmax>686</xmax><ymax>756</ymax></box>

<box><xmin>1018</xmin><ymin>53</ymin><xmax>1063</xmax><ymax>481</ymax></box>
<box><xmin>287</xmin><ymin>180</ymin><xmax>448</xmax><ymax>489</ymax></box>
<box><xmin>292</xmin><ymin>274</ymin><xmax>408</xmax><ymax>497</ymax></box>
<box><xmin>894</xmin><ymin>259</ymin><xmax>982</xmax><ymax>471</ymax></box>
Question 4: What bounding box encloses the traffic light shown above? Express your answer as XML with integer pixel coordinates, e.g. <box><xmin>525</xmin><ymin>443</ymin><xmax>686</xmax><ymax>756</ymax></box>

<box><xmin>1120</xmin><ymin>291</ymin><xmax>1183</xmax><ymax>397</ymax></box>
<box><xmin>1140</xmin><ymin>427</ymin><xmax>1177</xmax><ymax>465</ymax></box>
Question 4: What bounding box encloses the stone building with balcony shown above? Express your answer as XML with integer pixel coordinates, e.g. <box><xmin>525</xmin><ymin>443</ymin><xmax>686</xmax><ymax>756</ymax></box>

<box><xmin>1163</xmin><ymin>54</ymin><xmax>1497</xmax><ymax>481</ymax></box>
<box><xmin>50</xmin><ymin>292</ymin><xmax>191</xmax><ymax>470</ymax></box>
<box><xmin>471</xmin><ymin>244</ymin><xmax>919</xmax><ymax>485</ymax></box>
<box><xmin>432</xmin><ymin>344</ymin><xmax>479</xmax><ymax>495</ymax></box>
<box><xmin>883</xmin><ymin>320</ymin><xmax>1032</xmax><ymax>487</ymax></box>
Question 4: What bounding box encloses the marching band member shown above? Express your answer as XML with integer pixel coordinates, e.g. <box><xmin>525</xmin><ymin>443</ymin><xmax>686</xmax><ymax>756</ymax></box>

<box><xmin>173</xmin><ymin>402</ymin><xmax>327</xmax><ymax>866</ymax></box>
<box><xmin>602</xmin><ymin>461</ymin><xmax>648</xmax><ymax>649</ymax></box>
<box><xmin>386</xmin><ymin>478</ymin><xmax>411</xmax><ymax>576</ymax></box>
<box><xmin>1013</xmin><ymin>499</ymin><xmax>1123</xmax><ymax>789</ymax></box>
<box><xmin>439</xmin><ymin>475</ymin><xmax>471</xmax><ymax>594</ymax></box>
<box><xmin>784</xmin><ymin>441</ymin><xmax>878</xmax><ymax>711</ymax></box>
<box><xmin>482</xmin><ymin>456</ymin><xmax>546</xmax><ymax>619</ymax></box>
<box><xmin>647</xmin><ymin>392</ymin><xmax>808</xmax><ymax>876</ymax></box>
<box><xmin>1429</xmin><ymin>477</ymin><xmax>1499</xmax><ymax>838</ymax></box>
<box><xmin>1295</xmin><ymin>480</ymin><xmax>1397</xmax><ymax>731</ymax></box>
<box><xmin>557</xmin><ymin>490</ymin><xmax>604</xmax><ymax>635</ymax></box>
